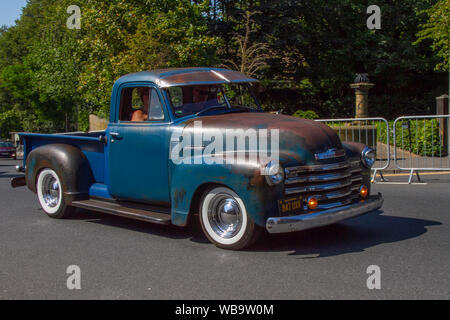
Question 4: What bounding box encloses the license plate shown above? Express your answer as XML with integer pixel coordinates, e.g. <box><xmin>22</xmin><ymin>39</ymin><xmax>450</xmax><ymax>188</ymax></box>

<box><xmin>278</xmin><ymin>195</ymin><xmax>303</xmax><ymax>215</ymax></box>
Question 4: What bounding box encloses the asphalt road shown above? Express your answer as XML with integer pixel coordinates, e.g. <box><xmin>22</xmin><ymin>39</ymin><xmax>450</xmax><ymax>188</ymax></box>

<box><xmin>0</xmin><ymin>158</ymin><xmax>449</xmax><ymax>300</ymax></box>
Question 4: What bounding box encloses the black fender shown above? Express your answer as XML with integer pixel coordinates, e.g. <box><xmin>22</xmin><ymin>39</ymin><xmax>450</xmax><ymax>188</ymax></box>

<box><xmin>26</xmin><ymin>144</ymin><xmax>94</xmax><ymax>204</ymax></box>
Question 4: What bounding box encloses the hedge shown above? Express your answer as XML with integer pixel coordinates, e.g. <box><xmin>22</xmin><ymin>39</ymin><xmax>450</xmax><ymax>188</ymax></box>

<box><xmin>376</xmin><ymin>119</ymin><xmax>445</xmax><ymax>157</ymax></box>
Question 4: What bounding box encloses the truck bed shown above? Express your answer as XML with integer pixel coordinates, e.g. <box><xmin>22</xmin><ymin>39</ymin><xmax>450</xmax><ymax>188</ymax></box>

<box><xmin>20</xmin><ymin>131</ymin><xmax>106</xmax><ymax>184</ymax></box>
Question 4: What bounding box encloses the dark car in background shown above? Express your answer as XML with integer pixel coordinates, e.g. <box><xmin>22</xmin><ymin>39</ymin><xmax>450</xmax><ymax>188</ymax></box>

<box><xmin>0</xmin><ymin>141</ymin><xmax>16</xmax><ymax>159</ymax></box>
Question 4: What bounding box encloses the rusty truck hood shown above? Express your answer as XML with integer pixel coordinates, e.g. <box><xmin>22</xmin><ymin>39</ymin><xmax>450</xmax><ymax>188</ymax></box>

<box><xmin>181</xmin><ymin>112</ymin><xmax>343</xmax><ymax>165</ymax></box>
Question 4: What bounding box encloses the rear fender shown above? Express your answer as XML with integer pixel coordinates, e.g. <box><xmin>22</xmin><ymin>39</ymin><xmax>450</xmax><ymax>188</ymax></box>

<box><xmin>26</xmin><ymin>144</ymin><xmax>94</xmax><ymax>203</ymax></box>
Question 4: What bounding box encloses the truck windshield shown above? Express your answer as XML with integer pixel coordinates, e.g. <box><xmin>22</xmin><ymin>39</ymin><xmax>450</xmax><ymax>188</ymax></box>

<box><xmin>165</xmin><ymin>83</ymin><xmax>260</xmax><ymax>118</ymax></box>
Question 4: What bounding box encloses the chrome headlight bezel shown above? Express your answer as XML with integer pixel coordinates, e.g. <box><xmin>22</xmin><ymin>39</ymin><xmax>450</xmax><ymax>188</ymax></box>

<box><xmin>361</xmin><ymin>146</ymin><xmax>376</xmax><ymax>168</ymax></box>
<box><xmin>264</xmin><ymin>160</ymin><xmax>285</xmax><ymax>186</ymax></box>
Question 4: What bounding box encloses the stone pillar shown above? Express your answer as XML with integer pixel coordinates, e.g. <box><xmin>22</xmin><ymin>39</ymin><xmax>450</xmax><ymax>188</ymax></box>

<box><xmin>436</xmin><ymin>94</ymin><xmax>449</xmax><ymax>114</ymax></box>
<box><xmin>350</xmin><ymin>82</ymin><xmax>374</xmax><ymax>118</ymax></box>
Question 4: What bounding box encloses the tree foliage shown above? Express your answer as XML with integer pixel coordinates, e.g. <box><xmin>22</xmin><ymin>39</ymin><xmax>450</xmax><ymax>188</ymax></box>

<box><xmin>0</xmin><ymin>0</ymin><xmax>447</xmax><ymax>138</ymax></box>
<box><xmin>416</xmin><ymin>0</ymin><xmax>450</xmax><ymax>71</ymax></box>
<box><xmin>76</xmin><ymin>0</ymin><xmax>220</xmax><ymax>118</ymax></box>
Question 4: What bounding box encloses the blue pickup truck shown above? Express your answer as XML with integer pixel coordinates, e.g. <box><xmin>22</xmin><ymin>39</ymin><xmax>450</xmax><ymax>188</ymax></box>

<box><xmin>12</xmin><ymin>68</ymin><xmax>383</xmax><ymax>250</ymax></box>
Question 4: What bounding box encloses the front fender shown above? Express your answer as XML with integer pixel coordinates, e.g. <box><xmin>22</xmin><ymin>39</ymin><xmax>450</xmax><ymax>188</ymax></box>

<box><xmin>170</xmin><ymin>161</ymin><xmax>284</xmax><ymax>227</ymax></box>
<box><xmin>342</xmin><ymin>141</ymin><xmax>367</xmax><ymax>158</ymax></box>
<box><xmin>342</xmin><ymin>141</ymin><xmax>372</xmax><ymax>191</ymax></box>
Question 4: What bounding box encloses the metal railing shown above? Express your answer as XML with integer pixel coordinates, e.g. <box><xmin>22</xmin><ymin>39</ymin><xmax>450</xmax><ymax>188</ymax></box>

<box><xmin>393</xmin><ymin>115</ymin><xmax>450</xmax><ymax>183</ymax></box>
<box><xmin>316</xmin><ymin>118</ymin><xmax>390</xmax><ymax>175</ymax></box>
<box><xmin>314</xmin><ymin>115</ymin><xmax>450</xmax><ymax>184</ymax></box>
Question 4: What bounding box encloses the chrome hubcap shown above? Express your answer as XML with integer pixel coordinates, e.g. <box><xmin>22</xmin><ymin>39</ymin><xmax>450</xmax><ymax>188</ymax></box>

<box><xmin>208</xmin><ymin>195</ymin><xmax>242</xmax><ymax>239</ymax></box>
<box><xmin>42</xmin><ymin>175</ymin><xmax>60</xmax><ymax>208</ymax></box>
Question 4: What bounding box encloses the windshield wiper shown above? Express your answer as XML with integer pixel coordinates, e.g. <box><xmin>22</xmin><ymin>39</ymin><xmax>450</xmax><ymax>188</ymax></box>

<box><xmin>195</xmin><ymin>105</ymin><xmax>228</xmax><ymax>116</ymax></box>
<box><xmin>222</xmin><ymin>108</ymin><xmax>253</xmax><ymax>114</ymax></box>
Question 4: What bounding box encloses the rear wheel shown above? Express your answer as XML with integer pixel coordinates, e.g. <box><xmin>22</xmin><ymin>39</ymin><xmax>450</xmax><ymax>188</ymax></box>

<box><xmin>36</xmin><ymin>168</ymin><xmax>74</xmax><ymax>219</ymax></box>
<box><xmin>199</xmin><ymin>186</ymin><xmax>262</xmax><ymax>250</ymax></box>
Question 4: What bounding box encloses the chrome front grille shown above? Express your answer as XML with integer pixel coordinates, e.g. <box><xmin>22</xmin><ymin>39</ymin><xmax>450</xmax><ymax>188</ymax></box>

<box><xmin>284</xmin><ymin>160</ymin><xmax>363</xmax><ymax>211</ymax></box>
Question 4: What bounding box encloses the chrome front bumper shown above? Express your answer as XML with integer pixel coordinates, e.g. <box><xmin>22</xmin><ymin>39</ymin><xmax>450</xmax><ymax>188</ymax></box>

<box><xmin>266</xmin><ymin>193</ymin><xmax>383</xmax><ymax>234</ymax></box>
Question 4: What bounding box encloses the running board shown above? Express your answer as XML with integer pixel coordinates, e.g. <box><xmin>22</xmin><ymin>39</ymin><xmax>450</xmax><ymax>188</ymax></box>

<box><xmin>71</xmin><ymin>199</ymin><xmax>171</xmax><ymax>225</ymax></box>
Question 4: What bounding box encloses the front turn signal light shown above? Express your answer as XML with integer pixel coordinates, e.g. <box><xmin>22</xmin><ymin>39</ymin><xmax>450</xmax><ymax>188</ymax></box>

<box><xmin>359</xmin><ymin>185</ymin><xmax>369</xmax><ymax>198</ymax></box>
<box><xmin>307</xmin><ymin>197</ymin><xmax>318</xmax><ymax>210</ymax></box>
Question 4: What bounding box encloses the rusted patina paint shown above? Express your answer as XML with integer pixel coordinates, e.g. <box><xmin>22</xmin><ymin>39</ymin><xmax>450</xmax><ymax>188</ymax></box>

<box><xmin>173</xmin><ymin>188</ymin><xmax>187</xmax><ymax>208</ymax></box>
<box><xmin>182</xmin><ymin>112</ymin><xmax>342</xmax><ymax>166</ymax></box>
<box><xmin>342</xmin><ymin>141</ymin><xmax>367</xmax><ymax>156</ymax></box>
<box><xmin>169</xmin><ymin>112</ymin><xmax>353</xmax><ymax>226</ymax></box>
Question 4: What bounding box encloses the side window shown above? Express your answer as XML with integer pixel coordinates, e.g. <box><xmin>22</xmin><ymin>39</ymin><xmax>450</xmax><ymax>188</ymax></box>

<box><xmin>119</xmin><ymin>86</ymin><xmax>165</xmax><ymax>122</ymax></box>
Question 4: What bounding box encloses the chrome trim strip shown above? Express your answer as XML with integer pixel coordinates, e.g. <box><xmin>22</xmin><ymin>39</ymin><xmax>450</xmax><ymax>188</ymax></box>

<box><xmin>285</xmin><ymin>170</ymin><xmax>352</xmax><ymax>185</ymax></box>
<box><xmin>348</xmin><ymin>194</ymin><xmax>361</xmax><ymax>200</ymax></box>
<box><xmin>349</xmin><ymin>160</ymin><xmax>360</xmax><ymax>167</ymax></box>
<box><xmin>285</xmin><ymin>179</ymin><xmax>352</xmax><ymax>195</ymax></box>
<box><xmin>266</xmin><ymin>193</ymin><xmax>383</xmax><ymax>233</ymax></box>
<box><xmin>285</xmin><ymin>161</ymin><xmax>350</xmax><ymax>175</ymax></box>
<box><xmin>349</xmin><ymin>161</ymin><xmax>362</xmax><ymax>173</ymax></box>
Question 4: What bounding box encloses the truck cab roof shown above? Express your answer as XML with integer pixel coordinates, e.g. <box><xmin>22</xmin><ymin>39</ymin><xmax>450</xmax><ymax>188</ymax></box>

<box><xmin>114</xmin><ymin>67</ymin><xmax>258</xmax><ymax>88</ymax></box>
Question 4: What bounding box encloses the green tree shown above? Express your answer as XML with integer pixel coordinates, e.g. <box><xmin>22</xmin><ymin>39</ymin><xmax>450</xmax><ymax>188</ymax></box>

<box><xmin>416</xmin><ymin>0</ymin><xmax>450</xmax><ymax>71</ymax></box>
<box><xmin>77</xmin><ymin>0</ymin><xmax>221</xmax><ymax>119</ymax></box>
<box><xmin>26</xmin><ymin>0</ymin><xmax>83</xmax><ymax>131</ymax></box>
<box><xmin>0</xmin><ymin>0</ymin><xmax>447</xmax><ymax>137</ymax></box>
<box><xmin>229</xmin><ymin>0</ymin><xmax>446</xmax><ymax>118</ymax></box>
<box><xmin>0</xmin><ymin>0</ymin><xmax>220</xmax><ymax>133</ymax></box>
<box><xmin>0</xmin><ymin>0</ymin><xmax>78</xmax><ymax>135</ymax></box>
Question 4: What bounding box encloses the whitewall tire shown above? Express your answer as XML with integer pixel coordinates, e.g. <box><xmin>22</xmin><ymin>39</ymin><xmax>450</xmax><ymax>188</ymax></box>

<box><xmin>36</xmin><ymin>168</ymin><xmax>73</xmax><ymax>218</ymax></box>
<box><xmin>199</xmin><ymin>186</ymin><xmax>261</xmax><ymax>250</ymax></box>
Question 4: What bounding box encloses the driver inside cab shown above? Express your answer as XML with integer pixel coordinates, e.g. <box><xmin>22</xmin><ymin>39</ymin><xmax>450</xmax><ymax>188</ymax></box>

<box><xmin>131</xmin><ymin>87</ymin><xmax>149</xmax><ymax>121</ymax></box>
<box><xmin>182</xmin><ymin>85</ymin><xmax>220</xmax><ymax>114</ymax></box>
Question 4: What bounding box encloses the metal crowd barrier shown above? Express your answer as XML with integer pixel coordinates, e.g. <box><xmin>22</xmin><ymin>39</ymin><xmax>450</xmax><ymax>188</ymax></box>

<box><xmin>316</xmin><ymin>117</ymin><xmax>390</xmax><ymax>182</ymax></box>
<box><xmin>393</xmin><ymin>115</ymin><xmax>450</xmax><ymax>183</ymax></box>
<box><xmin>316</xmin><ymin>115</ymin><xmax>450</xmax><ymax>184</ymax></box>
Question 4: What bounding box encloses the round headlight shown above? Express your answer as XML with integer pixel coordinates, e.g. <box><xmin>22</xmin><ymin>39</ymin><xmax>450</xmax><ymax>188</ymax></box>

<box><xmin>361</xmin><ymin>147</ymin><xmax>376</xmax><ymax>168</ymax></box>
<box><xmin>264</xmin><ymin>160</ymin><xmax>284</xmax><ymax>186</ymax></box>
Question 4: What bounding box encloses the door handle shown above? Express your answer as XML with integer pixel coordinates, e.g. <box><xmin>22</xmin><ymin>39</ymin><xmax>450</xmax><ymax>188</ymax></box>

<box><xmin>110</xmin><ymin>132</ymin><xmax>123</xmax><ymax>140</ymax></box>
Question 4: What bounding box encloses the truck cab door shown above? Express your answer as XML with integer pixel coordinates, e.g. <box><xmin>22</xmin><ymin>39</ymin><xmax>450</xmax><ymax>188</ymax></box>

<box><xmin>107</xmin><ymin>84</ymin><xmax>170</xmax><ymax>206</ymax></box>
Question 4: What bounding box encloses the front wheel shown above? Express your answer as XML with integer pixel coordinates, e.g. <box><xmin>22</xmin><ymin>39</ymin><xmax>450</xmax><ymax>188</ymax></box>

<box><xmin>199</xmin><ymin>186</ymin><xmax>262</xmax><ymax>250</ymax></box>
<box><xmin>36</xmin><ymin>168</ymin><xmax>74</xmax><ymax>219</ymax></box>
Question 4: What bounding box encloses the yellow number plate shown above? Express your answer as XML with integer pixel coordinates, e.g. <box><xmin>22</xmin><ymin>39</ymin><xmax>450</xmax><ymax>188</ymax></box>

<box><xmin>278</xmin><ymin>196</ymin><xmax>303</xmax><ymax>215</ymax></box>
